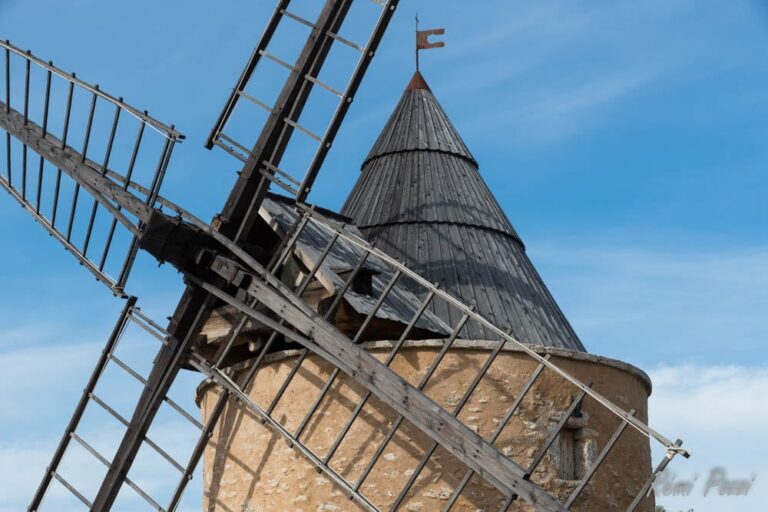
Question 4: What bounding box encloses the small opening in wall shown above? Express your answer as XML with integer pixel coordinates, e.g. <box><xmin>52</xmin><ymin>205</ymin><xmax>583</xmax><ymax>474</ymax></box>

<box><xmin>558</xmin><ymin>411</ymin><xmax>599</xmax><ymax>481</ymax></box>
<box><xmin>559</xmin><ymin>428</ymin><xmax>577</xmax><ymax>480</ymax></box>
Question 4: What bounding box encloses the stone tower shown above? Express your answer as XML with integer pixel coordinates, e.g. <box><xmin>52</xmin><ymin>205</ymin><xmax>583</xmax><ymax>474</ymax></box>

<box><xmin>198</xmin><ymin>72</ymin><xmax>655</xmax><ymax>512</ymax></box>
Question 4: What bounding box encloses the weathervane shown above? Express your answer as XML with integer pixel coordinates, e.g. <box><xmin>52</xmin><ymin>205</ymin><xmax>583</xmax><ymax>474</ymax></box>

<box><xmin>415</xmin><ymin>13</ymin><xmax>445</xmax><ymax>70</ymax></box>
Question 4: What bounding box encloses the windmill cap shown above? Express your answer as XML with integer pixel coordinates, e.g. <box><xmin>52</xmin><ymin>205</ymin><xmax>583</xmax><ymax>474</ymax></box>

<box><xmin>406</xmin><ymin>70</ymin><xmax>431</xmax><ymax>91</ymax></box>
<box><xmin>362</xmin><ymin>70</ymin><xmax>475</xmax><ymax>166</ymax></box>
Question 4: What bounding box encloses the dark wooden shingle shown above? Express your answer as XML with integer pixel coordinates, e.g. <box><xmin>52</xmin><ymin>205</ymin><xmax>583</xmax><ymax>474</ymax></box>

<box><xmin>342</xmin><ymin>72</ymin><xmax>586</xmax><ymax>351</ymax></box>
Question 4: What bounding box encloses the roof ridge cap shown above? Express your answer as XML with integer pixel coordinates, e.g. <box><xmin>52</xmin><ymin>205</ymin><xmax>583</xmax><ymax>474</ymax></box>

<box><xmin>361</xmin><ymin>146</ymin><xmax>478</xmax><ymax>169</ymax></box>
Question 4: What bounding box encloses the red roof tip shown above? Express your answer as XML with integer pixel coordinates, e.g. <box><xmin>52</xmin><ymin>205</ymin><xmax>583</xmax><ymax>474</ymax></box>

<box><xmin>406</xmin><ymin>71</ymin><xmax>431</xmax><ymax>91</ymax></box>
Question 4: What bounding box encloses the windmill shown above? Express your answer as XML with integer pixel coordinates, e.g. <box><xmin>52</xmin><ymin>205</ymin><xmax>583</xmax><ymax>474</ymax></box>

<box><xmin>0</xmin><ymin>1</ymin><xmax>690</xmax><ymax>511</ymax></box>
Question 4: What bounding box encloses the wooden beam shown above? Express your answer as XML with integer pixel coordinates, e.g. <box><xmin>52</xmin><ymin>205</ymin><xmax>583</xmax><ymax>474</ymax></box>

<box><xmin>205</xmin><ymin>256</ymin><xmax>567</xmax><ymax>512</ymax></box>
<box><xmin>89</xmin><ymin>288</ymin><xmax>214</xmax><ymax>511</ymax></box>
<box><xmin>0</xmin><ymin>100</ymin><xmax>152</xmax><ymax>225</ymax></box>
<box><xmin>218</xmin><ymin>0</ymin><xmax>354</xmax><ymax>239</ymax></box>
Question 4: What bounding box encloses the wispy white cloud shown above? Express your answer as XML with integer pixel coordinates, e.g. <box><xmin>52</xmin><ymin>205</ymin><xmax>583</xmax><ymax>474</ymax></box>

<box><xmin>649</xmin><ymin>364</ymin><xmax>768</xmax><ymax>511</ymax></box>
<box><xmin>423</xmin><ymin>0</ymin><xmax>751</xmax><ymax>146</ymax></box>
<box><xmin>0</xmin><ymin>332</ymin><xmax>203</xmax><ymax>511</ymax></box>
<box><xmin>0</xmin><ymin>342</ymin><xmax>99</xmax><ymax>423</ymax></box>
<box><xmin>529</xmin><ymin>243</ymin><xmax>768</xmax><ymax>364</ymax></box>
<box><xmin>0</xmin><ymin>422</ymin><xmax>201</xmax><ymax>512</ymax></box>
<box><xmin>474</xmin><ymin>68</ymin><xmax>659</xmax><ymax>142</ymax></box>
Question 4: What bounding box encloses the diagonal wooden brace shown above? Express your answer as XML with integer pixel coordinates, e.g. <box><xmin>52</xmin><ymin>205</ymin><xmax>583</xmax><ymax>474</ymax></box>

<box><xmin>204</xmin><ymin>255</ymin><xmax>567</xmax><ymax>512</ymax></box>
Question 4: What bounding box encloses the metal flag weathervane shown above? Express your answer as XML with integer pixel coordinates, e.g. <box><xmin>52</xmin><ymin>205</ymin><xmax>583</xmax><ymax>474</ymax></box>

<box><xmin>415</xmin><ymin>14</ymin><xmax>445</xmax><ymax>70</ymax></box>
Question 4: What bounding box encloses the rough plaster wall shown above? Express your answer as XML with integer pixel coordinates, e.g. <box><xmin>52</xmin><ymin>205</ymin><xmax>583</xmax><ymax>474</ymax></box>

<box><xmin>199</xmin><ymin>347</ymin><xmax>653</xmax><ymax>512</ymax></box>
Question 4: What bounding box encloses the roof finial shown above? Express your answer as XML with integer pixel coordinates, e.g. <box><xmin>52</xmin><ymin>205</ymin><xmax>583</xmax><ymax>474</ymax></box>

<box><xmin>415</xmin><ymin>13</ymin><xmax>420</xmax><ymax>71</ymax></box>
<box><xmin>415</xmin><ymin>16</ymin><xmax>445</xmax><ymax>72</ymax></box>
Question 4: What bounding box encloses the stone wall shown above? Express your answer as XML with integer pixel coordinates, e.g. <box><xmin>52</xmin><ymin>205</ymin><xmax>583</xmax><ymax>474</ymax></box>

<box><xmin>198</xmin><ymin>342</ymin><xmax>654</xmax><ymax>512</ymax></box>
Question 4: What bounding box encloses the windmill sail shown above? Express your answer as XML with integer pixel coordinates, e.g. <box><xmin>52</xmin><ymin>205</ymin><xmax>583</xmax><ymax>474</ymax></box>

<box><xmin>29</xmin><ymin>202</ymin><xmax>689</xmax><ymax>511</ymax></box>
<box><xmin>207</xmin><ymin>0</ymin><xmax>398</xmax><ymax>204</ymax></box>
<box><xmin>0</xmin><ymin>40</ymin><xmax>184</xmax><ymax>294</ymax></box>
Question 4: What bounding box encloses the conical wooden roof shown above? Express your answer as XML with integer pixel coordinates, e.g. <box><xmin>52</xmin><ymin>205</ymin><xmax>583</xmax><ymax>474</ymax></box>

<box><xmin>341</xmin><ymin>72</ymin><xmax>585</xmax><ymax>351</ymax></box>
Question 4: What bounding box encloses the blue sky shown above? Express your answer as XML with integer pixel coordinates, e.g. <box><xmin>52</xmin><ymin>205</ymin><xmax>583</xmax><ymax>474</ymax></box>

<box><xmin>0</xmin><ymin>1</ymin><xmax>766</xmax><ymax>511</ymax></box>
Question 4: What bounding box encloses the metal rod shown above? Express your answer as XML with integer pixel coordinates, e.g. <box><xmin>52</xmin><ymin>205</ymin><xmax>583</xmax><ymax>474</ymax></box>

<box><xmin>258</xmin><ymin>166</ymin><xmax>299</xmax><ymax>195</ymax></box>
<box><xmin>65</xmin><ymin>91</ymin><xmax>98</xmax><ymax>242</ymax></box>
<box><xmin>353</xmin><ymin>269</ymin><xmax>402</xmax><ymax>343</ymax></box>
<box><xmin>70</xmin><ymin>431</ymin><xmax>111</xmax><ymax>465</ymax></box>
<box><xmin>212</xmin><ymin>138</ymin><xmax>247</xmax><ymax>162</ymax></box>
<box><xmin>98</xmin><ymin>103</ymin><xmax>122</xmax><ymax>177</ymax></box>
<box><xmin>263</xmin><ymin>160</ymin><xmax>302</xmax><ymax>186</ymax></box>
<box><xmin>237</xmin><ymin>90</ymin><xmax>274</xmax><ymax>113</ymax></box>
<box><xmin>21</xmin><ymin>135</ymin><xmax>27</xmax><ymax>199</ymax></box>
<box><xmin>565</xmin><ymin>410</ymin><xmax>636</xmax><ymax>508</ymax></box>
<box><xmin>166</xmin><ymin>386</ymin><xmax>228</xmax><ymax>512</ymax></box>
<box><xmin>23</xmin><ymin>52</ymin><xmax>29</xmax><ymax>122</ymax></box>
<box><xmin>305</xmin><ymin>74</ymin><xmax>343</xmax><ymax>98</ymax></box>
<box><xmin>356</xmin><ymin>414</ymin><xmax>404</xmax><ymax>490</ymax></box>
<box><xmin>282</xmin><ymin>9</ymin><xmax>316</xmax><ymax>29</ymax></box>
<box><xmin>71</xmin><ymin>432</ymin><xmax>166</xmax><ymax>512</ymax></box>
<box><xmin>51</xmin><ymin>472</ymin><xmax>92</xmax><ymax>509</ymax></box>
<box><xmin>326</xmin><ymin>30</ymin><xmax>363</xmax><ymax>51</ymax></box>
<box><xmin>21</xmin><ymin>55</ymin><xmax>29</xmax><ymax>200</ymax></box>
<box><xmin>51</xmin><ymin>80</ymin><xmax>75</xmax><ymax>227</ymax></box>
<box><xmin>283</xmin><ymin>117</ymin><xmax>322</xmax><ymax>142</ymax></box>
<box><xmin>390</xmin><ymin>441</ymin><xmax>437</xmax><ymax>510</ymax></box>
<box><xmin>3</xmin><ymin>44</ymin><xmax>10</xmax><ymax>186</ymax></box>
<box><xmin>0</xmin><ymin>176</ymin><xmax>125</xmax><ymax>291</ymax></box>
<box><xmin>145</xmin><ymin>136</ymin><xmax>172</xmax><ymax>206</ymax></box>
<box><xmin>3</xmin><ymin>44</ymin><xmax>9</xmax><ymax>113</ymax></box>
<box><xmin>81</xmin><ymin>203</ymin><xmax>99</xmax><ymax>256</ymax></box>
<box><xmin>115</xmin><ymin>236</ymin><xmax>139</xmax><ymax>292</ymax></box>
<box><xmin>218</xmin><ymin>132</ymin><xmax>251</xmax><ymax>156</ymax></box>
<box><xmin>415</xmin><ymin>311</ymin><xmax>472</xmax><ymax>387</ymax></box>
<box><xmin>81</xmin><ymin>91</ymin><xmax>98</xmax><ymax>161</ymax></box>
<box><xmin>625</xmin><ymin>440</ymin><xmax>683</xmax><ymax>512</ymax></box>
<box><xmin>0</xmin><ymin>39</ymin><xmax>182</xmax><ymax>139</ymax></box>
<box><xmin>82</xmin><ymin>103</ymin><xmax>121</xmax><ymax>256</ymax></box>
<box><xmin>28</xmin><ymin>297</ymin><xmax>136</xmax><ymax>512</ymax></box>
<box><xmin>34</xmin><ymin>67</ymin><xmax>52</xmax><ymax>214</ymax></box>
<box><xmin>90</xmin><ymin>391</ymin><xmax>130</xmax><ymax>426</ymax></box>
<box><xmin>258</xmin><ymin>49</ymin><xmax>297</xmax><ymax>71</ymax></box>
<box><xmin>100</xmin><ymin>120</ymin><xmax>144</xmax><ymax>271</ymax></box>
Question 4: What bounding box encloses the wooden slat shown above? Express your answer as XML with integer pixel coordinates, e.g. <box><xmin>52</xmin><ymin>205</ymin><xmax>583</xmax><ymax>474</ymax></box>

<box><xmin>341</xmin><ymin>85</ymin><xmax>586</xmax><ymax>349</ymax></box>
<box><xmin>0</xmin><ymin>100</ymin><xmax>151</xmax><ymax>224</ymax></box>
